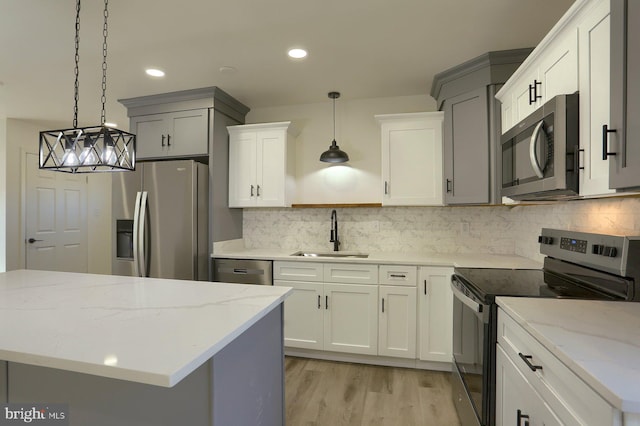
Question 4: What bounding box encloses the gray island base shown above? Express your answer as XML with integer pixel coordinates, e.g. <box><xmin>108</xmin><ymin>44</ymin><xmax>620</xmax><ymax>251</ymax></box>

<box><xmin>5</xmin><ymin>306</ymin><xmax>284</xmax><ymax>426</ymax></box>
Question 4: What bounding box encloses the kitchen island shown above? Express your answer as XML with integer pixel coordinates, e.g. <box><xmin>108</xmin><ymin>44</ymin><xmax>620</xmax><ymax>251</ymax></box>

<box><xmin>0</xmin><ymin>269</ymin><xmax>291</xmax><ymax>425</ymax></box>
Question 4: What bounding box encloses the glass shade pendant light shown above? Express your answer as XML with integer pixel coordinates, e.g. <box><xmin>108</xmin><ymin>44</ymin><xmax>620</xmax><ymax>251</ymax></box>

<box><xmin>39</xmin><ymin>0</ymin><xmax>135</xmax><ymax>173</ymax></box>
<box><xmin>320</xmin><ymin>91</ymin><xmax>349</xmax><ymax>163</ymax></box>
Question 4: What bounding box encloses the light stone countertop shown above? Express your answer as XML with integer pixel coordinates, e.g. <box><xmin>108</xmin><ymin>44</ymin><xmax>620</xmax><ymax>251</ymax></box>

<box><xmin>211</xmin><ymin>245</ymin><xmax>543</xmax><ymax>269</ymax></box>
<box><xmin>0</xmin><ymin>269</ymin><xmax>291</xmax><ymax>387</ymax></box>
<box><xmin>497</xmin><ymin>297</ymin><xmax>640</xmax><ymax>413</ymax></box>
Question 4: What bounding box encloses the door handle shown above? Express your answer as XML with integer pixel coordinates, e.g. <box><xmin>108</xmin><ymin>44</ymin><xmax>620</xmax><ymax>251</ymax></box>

<box><xmin>518</xmin><ymin>352</ymin><xmax>542</xmax><ymax>372</ymax></box>
<box><xmin>27</xmin><ymin>238</ymin><xmax>43</xmax><ymax>244</ymax></box>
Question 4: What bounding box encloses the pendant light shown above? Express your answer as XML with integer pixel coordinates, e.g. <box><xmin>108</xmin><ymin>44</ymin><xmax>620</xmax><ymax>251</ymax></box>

<box><xmin>39</xmin><ymin>0</ymin><xmax>136</xmax><ymax>173</ymax></box>
<box><xmin>320</xmin><ymin>91</ymin><xmax>349</xmax><ymax>163</ymax></box>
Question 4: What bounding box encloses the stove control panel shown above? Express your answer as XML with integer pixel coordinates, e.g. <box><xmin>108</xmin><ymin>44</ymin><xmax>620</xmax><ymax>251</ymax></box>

<box><xmin>540</xmin><ymin>228</ymin><xmax>640</xmax><ymax>277</ymax></box>
<box><xmin>560</xmin><ymin>237</ymin><xmax>588</xmax><ymax>253</ymax></box>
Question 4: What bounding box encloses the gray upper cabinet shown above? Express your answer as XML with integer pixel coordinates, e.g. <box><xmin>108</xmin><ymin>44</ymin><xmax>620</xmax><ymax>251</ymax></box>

<box><xmin>431</xmin><ymin>49</ymin><xmax>531</xmax><ymax>205</ymax></box>
<box><xmin>131</xmin><ymin>109</ymin><xmax>209</xmax><ymax>160</ymax></box>
<box><xmin>609</xmin><ymin>0</ymin><xmax>640</xmax><ymax>190</ymax></box>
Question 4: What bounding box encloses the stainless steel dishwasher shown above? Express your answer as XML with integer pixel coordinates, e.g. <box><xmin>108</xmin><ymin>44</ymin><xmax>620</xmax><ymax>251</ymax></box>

<box><xmin>212</xmin><ymin>259</ymin><xmax>273</xmax><ymax>285</ymax></box>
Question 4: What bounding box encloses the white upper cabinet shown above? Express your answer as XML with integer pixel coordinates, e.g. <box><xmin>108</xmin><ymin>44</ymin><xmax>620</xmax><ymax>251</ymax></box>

<box><xmin>498</xmin><ymin>25</ymin><xmax>579</xmax><ymax>134</ymax></box>
<box><xmin>376</xmin><ymin>112</ymin><xmax>444</xmax><ymax>206</ymax></box>
<box><xmin>578</xmin><ymin>0</ymin><xmax>614</xmax><ymax>196</ymax></box>
<box><xmin>228</xmin><ymin>122</ymin><xmax>298</xmax><ymax>208</ymax></box>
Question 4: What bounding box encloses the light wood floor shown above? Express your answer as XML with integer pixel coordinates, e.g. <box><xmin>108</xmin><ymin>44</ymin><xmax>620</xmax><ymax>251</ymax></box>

<box><xmin>285</xmin><ymin>357</ymin><xmax>462</xmax><ymax>426</ymax></box>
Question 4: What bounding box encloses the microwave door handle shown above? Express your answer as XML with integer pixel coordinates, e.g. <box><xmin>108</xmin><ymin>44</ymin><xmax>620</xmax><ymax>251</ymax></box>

<box><xmin>450</xmin><ymin>280</ymin><xmax>482</xmax><ymax>313</ymax></box>
<box><xmin>529</xmin><ymin>120</ymin><xmax>546</xmax><ymax>178</ymax></box>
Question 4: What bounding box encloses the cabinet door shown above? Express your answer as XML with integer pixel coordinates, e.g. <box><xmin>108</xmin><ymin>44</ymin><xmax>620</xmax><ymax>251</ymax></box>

<box><xmin>418</xmin><ymin>267</ymin><xmax>454</xmax><ymax>362</ymax></box>
<box><xmin>443</xmin><ymin>87</ymin><xmax>490</xmax><ymax>204</ymax></box>
<box><xmin>132</xmin><ymin>114</ymin><xmax>167</xmax><ymax>160</ymax></box>
<box><xmin>380</xmin><ymin>114</ymin><xmax>443</xmax><ymax>206</ymax></box>
<box><xmin>166</xmin><ymin>109</ymin><xmax>209</xmax><ymax>158</ymax></box>
<box><xmin>495</xmin><ymin>345</ymin><xmax>562</xmax><ymax>426</ymax></box>
<box><xmin>323</xmin><ymin>283</ymin><xmax>378</xmax><ymax>355</ymax></box>
<box><xmin>378</xmin><ymin>285</ymin><xmax>416</xmax><ymax>358</ymax></box>
<box><xmin>228</xmin><ymin>130</ymin><xmax>258</xmax><ymax>207</ymax></box>
<box><xmin>256</xmin><ymin>129</ymin><xmax>287</xmax><ymax>207</ymax></box>
<box><xmin>579</xmin><ymin>1</ymin><xmax>613</xmax><ymax>196</ymax></box>
<box><xmin>610</xmin><ymin>0</ymin><xmax>640</xmax><ymax>189</ymax></box>
<box><xmin>275</xmin><ymin>280</ymin><xmax>324</xmax><ymax>350</ymax></box>
<box><xmin>539</xmin><ymin>29</ymin><xmax>579</xmax><ymax>102</ymax></box>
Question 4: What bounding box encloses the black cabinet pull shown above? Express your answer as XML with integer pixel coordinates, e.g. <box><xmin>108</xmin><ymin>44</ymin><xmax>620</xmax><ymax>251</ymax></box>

<box><xmin>517</xmin><ymin>409</ymin><xmax>530</xmax><ymax>426</ymax></box>
<box><xmin>382</xmin><ymin>298</ymin><xmax>385</xmax><ymax>313</ymax></box>
<box><xmin>257</xmin><ymin>184</ymin><xmax>261</xmax><ymax>197</ymax></box>
<box><xmin>167</xmin><ymin>134</ymin><xmax>171</xmax><ymax>146</ymax></box>
<box><xmin>575</xmin><ymin>145</ymin><xmax>584</xmax><ymax>171</ymax></box>
<box><xmin>446</xmin><ymin>179</ymin><xmax>453</xmax><ymax>193</ymax></box>
<box><xmin>518</xmin><ymin>352</ymin><xmax>542</xmax><ymax>372</ymax></box>
<box><xmin>602</xmin><ymin>124</ymin><xmax>617</xmax><ymax>160</ymax></box>
<box><xmin>528</xmin><ymin>80</ymin><xmax>542</xmax><ymax>105</ymax></box>
<box><xmin>325</xmin><ymin>295</ymin><xmax>329</xmax><ymax>309</ymax></box>
<box><xmin>424</xmin><ymin>280</ymin><xmax>427</xmax><ymax>295</ymax></box>
<box><xmin>384</xmin><ymin>181</ymin><xmax>388</xmax><ymax>195</ymax></box>
<box><xmin>317</xmin><ymin>295</ymin><xmax>321</xmax><ymax>309</ymax></box>
<box><xmin>250</xmin><ymin>185</ymin><xmax>254</xmax><ymax>196</ymax></box>
<box><xmin>389</xmin><ymin>274</ymin><xmax>406</xmax><ymax>278</ymax></box>
<box><xmin>161</xmin><ymin>134</ymin><xmax>166</xmax><ymax>147</ymax></box>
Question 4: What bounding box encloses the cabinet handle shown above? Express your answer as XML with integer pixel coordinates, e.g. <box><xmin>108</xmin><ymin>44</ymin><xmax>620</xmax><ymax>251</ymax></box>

<box><xmin>161</xmin><ymin>134</ymin><xmax>166</xmax><ymax>147</ymax></box>
<box><xmin>446</xmin><ymin>179</ymin><xmax>453</xmax><ymax>193</ymax></box>
<box><xmin>256</xmin><ymin>184</ymin><xmax>261</xmax><ymax>197</ymax></box>
<box><xmin>250</xmin><ymin>185</ymin><xmax>254</xmax><ymax>197</ymax></box>
<box><xmin>317</xmin><ymin>295</ymin><xmax>321</xmax><ymax>309</ymax></box>
<box><xmin>389</xmin><ymin>274</ymin><xmax>406</xmax><ymax>278</ymax></box>
<box><xmin>602</xmin><ymin>124</ymin><xmax>617</xmax><ymax>160</ymax></box>
<box><xmin>325</xmin><ymin>295</ymin><xmax>329</xmax><ymax>309</ymax></box>
<box><xmin>384</xmin><ymin>181</ymin><xmax>388</xmax><ymax>195</ymax></box>
<box><xmin>517</xmin><ymin>409</ymin><xmax>530</xmax><ymax>426</ymax></box>
<box><xmin>518</xmin><ymin>352</ymin><xmax>542</xmax><ymax>372</ymax></box>
<box><xmin>528</xmin><ymin>80</ymin><xmax>542</xmax><ymax>105</ymax></box>
<box><xmin>167</xmin><ymin>134</ymin><xmax>171</xmax><ymax>146</ymax></box>
<box><xmin>575</xmin><ymin>145</ymin><xmax>584</xmax><ymax>171</ymax></box>
<box><xmin>381</xmin><ymin>298</ymin><xmax>385</xmax><ymax>313</ymax></box>
<box><xmin>424</xmin><ymin>280</ymin><xmax>427</xmax><ymax>295</ymax></box>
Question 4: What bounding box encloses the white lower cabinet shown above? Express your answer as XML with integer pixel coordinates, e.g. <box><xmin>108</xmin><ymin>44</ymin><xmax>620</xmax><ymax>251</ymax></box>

<box><xmin>496</xmin><ymin>345</ymin><xmax>563</xmax><ymax>426</ymax></box>
<box><xmin>378</xmin><ymin>285</ymin><xmax>416</xmax><ymax>358</ymax></box>
<box><xmin>276</xmin><ymin>280</ymin><xmax>324</xmax><ymax>350</ymax></box>
<box><xmin>497</xmin><ymin>307</ymin><xmax>620</xmax><ymax>426</ymax></box>
<box><xmin>418</xmin><ymin>267</ymin><xmax>454</xmax><ymax>362</ymax></box>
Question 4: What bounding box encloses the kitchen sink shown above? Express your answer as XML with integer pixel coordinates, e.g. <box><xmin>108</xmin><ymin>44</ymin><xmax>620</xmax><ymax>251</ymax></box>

<box><xmin>290</xmin><ymin>251</ymin><xmax>369</xmax><ymax>259</ymax></box>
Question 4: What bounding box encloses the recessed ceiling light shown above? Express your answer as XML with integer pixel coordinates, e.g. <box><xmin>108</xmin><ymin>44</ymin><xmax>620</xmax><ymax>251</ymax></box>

<box><xmin>145</xmin><ymin>68</ymin><xmax>165</xmax><ymax>77</ymax></box>
<box><xmin>288</xmin><ymin>48</ymin><xmax>307</xmax><ymax>59</ymax></box>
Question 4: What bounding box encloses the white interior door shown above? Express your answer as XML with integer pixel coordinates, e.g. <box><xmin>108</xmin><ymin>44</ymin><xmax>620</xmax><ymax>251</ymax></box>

<box><xmin>25</xmin><ymin>153</ymin><xmax>88</xmax><ymax>272</ymax></box>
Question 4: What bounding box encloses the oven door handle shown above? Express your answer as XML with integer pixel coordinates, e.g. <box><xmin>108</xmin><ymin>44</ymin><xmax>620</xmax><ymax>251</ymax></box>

<box><xmin>450</xmin><ymin>279</ymin><xmax>482</xmax><ymax>314</ymax></box>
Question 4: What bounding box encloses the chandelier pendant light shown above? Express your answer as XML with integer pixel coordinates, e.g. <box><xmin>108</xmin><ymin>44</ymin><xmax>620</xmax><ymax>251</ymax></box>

<box><xmin>39</xmin><ymin>0</ymin><xmax>135</xmax><ymax>173</ymax></box>
<box><xmin>320</xmin><ymin>91</ymin><xmax>349</xmax><ymax>163</ymax></box>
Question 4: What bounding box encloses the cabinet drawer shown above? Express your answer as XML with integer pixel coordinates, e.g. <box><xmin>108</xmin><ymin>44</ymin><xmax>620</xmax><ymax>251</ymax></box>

<box><xmin>379</xmin><ymin>265</ymin><xmax>417</xmax><ymax>286</ymax></box>
<box><xmin>273</xmin><ymin>261</ymin><xmax>323</xmax><ymax>282</ymax></box>
<box><xmin>323</xmin><ymin>263</ymin><xmax>378</xmax><ymax>285</ymax></box>
<box><xmin>498</xmin><ymin>309</ymin><xmax>616</xmax><ymax>426</ymax></box>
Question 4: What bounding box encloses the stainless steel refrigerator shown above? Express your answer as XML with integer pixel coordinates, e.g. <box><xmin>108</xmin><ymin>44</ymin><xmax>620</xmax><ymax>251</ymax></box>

<box><xmin>112</xmin><ymin>159</ymin><xmax>208</xmax><ymax>280</ymax></box>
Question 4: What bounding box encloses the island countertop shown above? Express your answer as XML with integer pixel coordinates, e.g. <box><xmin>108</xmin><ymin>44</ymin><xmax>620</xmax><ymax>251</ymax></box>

<box><xmin>0</xmin><ymin>269</ymin><xmax>291</xmax><ymax>387</ymax></box>
<box><xmin>497</xmin><ymin>297</ymin><xmax>640</xmax><ymax>413</ymax></box>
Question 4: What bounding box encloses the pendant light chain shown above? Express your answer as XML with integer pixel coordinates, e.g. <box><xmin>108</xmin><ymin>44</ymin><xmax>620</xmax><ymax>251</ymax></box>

<box><xmin>73</xmin><ymin>0</ymin><xmax>81</xmax><ymax>128</ymax></box>
<box><xmin>100</xmin><ymin>0</ymin><xmax>109</xmax><ymax>125</ymax></box>
<box><xmin>333</xmin><ymin>95</ymin><xmax>336</xmax><ymax>141</ymax></box>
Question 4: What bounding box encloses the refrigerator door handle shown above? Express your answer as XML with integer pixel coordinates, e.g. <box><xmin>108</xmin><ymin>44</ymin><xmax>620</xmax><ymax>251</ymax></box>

<box><xmin>132</xmin><ymin>191</ymin><xmax>142</xmax><ymax>277</ymax></box>
<box><xmin>138</xmin><ymin>191</ymin><xmax>149</xmax><ymax>277</ymax></box>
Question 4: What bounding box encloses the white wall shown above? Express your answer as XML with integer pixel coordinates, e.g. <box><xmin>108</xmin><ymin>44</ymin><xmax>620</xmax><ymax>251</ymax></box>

<box><xmin>0</xmin><ymin>118</ymin><xmax>6</xmax><ymax>272</ymax></box>
<box><xmin>4</xmin><ymin>118</ymin><xmax>111</xmax><ymax>273</ymax></box>
<box><xmin>246</xmin><ymin>94</ymin><xmax>436</xmax><ymax>204</ymax></box>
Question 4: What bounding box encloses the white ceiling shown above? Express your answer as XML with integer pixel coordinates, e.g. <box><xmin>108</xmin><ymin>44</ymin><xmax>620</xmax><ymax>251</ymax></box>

<box><xmin>0</xmin><ymin>0</ymin><xmax>575</xmax><ymax>129</ymax></box>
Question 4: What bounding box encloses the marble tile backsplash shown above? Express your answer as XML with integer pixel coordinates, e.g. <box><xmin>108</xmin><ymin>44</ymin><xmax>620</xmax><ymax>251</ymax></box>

<box><xmin>242</xmin><ymin>197</ymin><xmax>640</xmax><ymax>262</ymax></box>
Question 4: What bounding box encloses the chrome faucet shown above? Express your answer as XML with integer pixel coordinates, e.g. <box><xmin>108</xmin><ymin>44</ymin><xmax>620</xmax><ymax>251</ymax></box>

<box><xmin>330</xmin><ymin>209</ymin><xmax>340</xmax><ymax>251</ymax></box>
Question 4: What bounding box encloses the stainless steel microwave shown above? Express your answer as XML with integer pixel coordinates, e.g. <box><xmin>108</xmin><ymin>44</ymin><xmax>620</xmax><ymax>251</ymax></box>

<box><xmin>501</xmin><ymin>93</ymin><xmax>579</xmax><ymax>200</ymax></box>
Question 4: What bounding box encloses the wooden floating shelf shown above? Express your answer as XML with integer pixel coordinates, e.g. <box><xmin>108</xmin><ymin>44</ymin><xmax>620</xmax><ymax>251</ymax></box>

<box><xmin>291</xmin><ymin>203</ymin><xmax>383</xmax><ymax>208</ymax></box>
